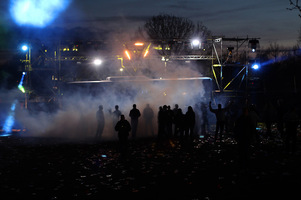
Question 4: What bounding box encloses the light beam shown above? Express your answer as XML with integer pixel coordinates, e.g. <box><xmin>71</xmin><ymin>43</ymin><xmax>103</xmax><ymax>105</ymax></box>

<box><xmin>10</xmin><ymin>0</ymin><xmax>71</xmax><ymax>27</ymax></box>
<box><xmin>1</xmin><ymin>100</ymin><xmax>17</xmax><ymax>137</ymax></box>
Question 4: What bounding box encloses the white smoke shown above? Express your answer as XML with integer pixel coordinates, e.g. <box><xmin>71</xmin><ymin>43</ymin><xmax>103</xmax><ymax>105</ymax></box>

<box><xmin>13</xmin><ymin>62</ymin><xmax>210</xmax><ymax>140</ymax></box>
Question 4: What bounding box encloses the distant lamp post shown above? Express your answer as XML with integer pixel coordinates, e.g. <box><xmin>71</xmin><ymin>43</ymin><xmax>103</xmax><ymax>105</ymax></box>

<box><xmin>21</xmin><ymin>44</ymin><xmax>31</xmax><ymax>63</ymax></box>
<box><xmin>20</xmin><ymin>44</ymin><xmax>31</xmax><ymax>109</ymax></box>
<box><xmin>120</xmin><ymin>68</ymin><xmax>124</xmax><ymax>76</ymax></box>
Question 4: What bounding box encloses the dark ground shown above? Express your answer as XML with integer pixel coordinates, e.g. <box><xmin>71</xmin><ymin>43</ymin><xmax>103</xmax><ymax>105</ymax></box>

<box><xmin>0</xmin><ymin>132</ymin><xmax>300</xmax><ymax>200</ymax></box>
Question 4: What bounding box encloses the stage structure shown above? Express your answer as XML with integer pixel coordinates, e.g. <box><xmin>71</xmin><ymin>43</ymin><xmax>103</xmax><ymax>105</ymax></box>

<box><xmin>119</xmin><ymin>38</ymin><xmax>214</xmax><ymax>76</ymax></box>
<box><xmin>18</xmin><ymin>37</ymin><xmax>261</xmax><ymax>109</ymax></box>
<box><xmin>210</xmin><ymin>37</ymin><xmax>260</xmax><ymax>96</ymax></box>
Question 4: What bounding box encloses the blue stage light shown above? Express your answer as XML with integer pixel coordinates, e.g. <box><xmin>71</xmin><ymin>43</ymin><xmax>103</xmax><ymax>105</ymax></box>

<box><xmin>1</xmin><ymin>72</ymin><xmax>26</xmax><ymax>136</ymax></box>
<box><xmin>252</xmin><ymin>64</ymin><xmax>260</xmax><ymax>70</ymax></box>
<box><xmin>18</xmin><ymin>72</ymin><xmax>26</xmax><ymax>93</ymax></box>
<box><xmin>2</xmin><ymin>100</ymin><xmax>17</xmax><ymax>136</ymax></box>
<box><xmin>10</xmin><ymin>0</ymin><xmax>71</xmax><ymax>27</ymax></box>
<box><xmin>21</xmin><ymin>45</ymin><xmax>28</xmax><ymax>51</ymax></box>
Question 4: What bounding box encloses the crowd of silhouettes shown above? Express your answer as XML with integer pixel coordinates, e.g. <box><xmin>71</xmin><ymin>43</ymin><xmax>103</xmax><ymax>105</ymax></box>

<box><xmin>158</xmin><ymin>104</ymin><xmax>196</xmax><ymax>139</ymax></box>
<box><xmin>96</xmin><ymin>98</ymin><xmax>300</xmax><ymax>160</ymax></box>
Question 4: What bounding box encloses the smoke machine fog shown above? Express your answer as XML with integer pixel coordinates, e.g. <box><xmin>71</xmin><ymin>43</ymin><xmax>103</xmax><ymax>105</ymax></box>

<box><xmin>14</xmin><ymin>76</ymin><xmax>212</xmax><ymax>140</ymax></box>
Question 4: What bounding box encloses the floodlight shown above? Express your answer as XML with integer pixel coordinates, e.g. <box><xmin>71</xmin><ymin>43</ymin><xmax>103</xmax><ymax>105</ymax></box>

<box><xmin>21</xmin><ymin>45</ymin><xmax>28</xmax><ymax>51</ymax></box>
<box><xmin>125</xmin><ymin>50</ymin><xmax>131</xmax><ymax>60</ymax></box>
<box><xmin>252</xmin><ymin>63</ymin><xmax>260</xmax><ymax>70</ymax></box>
<box><xmin>192</xmin><ymin>39</ymin><xmax>200</xmax><ymax>46</ymax></box>
<box><xmin>134</xmin><ymin>42</ymin><xmax>144</xmax><ymax>46</ymax></box>
<box><xmin>191</xmin><ymin>39</ymin><xmax>201</xmax><ymax>49</ymax></box>
<box><xmin>93</xmin><ymin>59</ymin><xmax>102</xmax><ymax>66</ymax></box>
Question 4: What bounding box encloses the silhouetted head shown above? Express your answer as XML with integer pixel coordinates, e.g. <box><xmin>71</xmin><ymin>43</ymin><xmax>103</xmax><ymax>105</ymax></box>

<box><xmin>242</xmin><ymin>107</ymin><xmax>249</xmax><ymax>116</ymax></box>
<box><xmin>99</xmin><ymin>105</ymin><xmax>103</xmax><ymax>110</ymax></box>
<box><xmin>188</xmin><ymin>106</ymin><xmax>193</xmax><ymax>112</ymax></box>
<box><xmin>115</xmin><ymin>105</ymin><xmax>119</xmax><ymax>110</ymax></box>
<box><xmin>133</xmin><ymin>104</ymin><xmax>136</xmax><ymax>108</ymax></box>
<box><xmin>175</xmin><ymin>104</ymin><xmax>178</xmax><ymax>109</ymax></box>
<box><xmin>120</xmin><ymin>115</ymin><xmax>125</xmax><ymax>120</ymax></box>
<box><xmin>249</xmin><ymin>104</ymin><xmax>255</xmax><ymax>111</ymax></box>
<box><xmin>218</xmin><ymin>104</ymin><xmax>222</xmax><ymax>109</ymax></box>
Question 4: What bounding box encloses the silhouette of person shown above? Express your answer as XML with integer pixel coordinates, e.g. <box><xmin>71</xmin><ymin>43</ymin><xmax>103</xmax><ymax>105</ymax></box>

<box><xmin>96</xmin><ymin>105</ymin><xmax>105</xmax><ymax>139</ymax></box>
<box><xmin>111</xmin><ymin>105</ymin><xmax>122</xmax><ymax>129</ymax></box>
<box><xmin>129</xmin><ymin>104</ymin><xmax>141</xmax><ymax>139</ymax></box>
<box><xmin>176</xmin><ymin>108</ymin><xmax>185</xmax><ymax>137</ymax></box>
<box><xmin>194</xmin><ymin>103</ymin><xmax>202</xmax><ymax>136</ymax></box>
<box><xmin>276</xmin><ymin>99</ymin><xmax>285</xmax><ymax>139</ymax></box>
<box><xmin>185</xmin><ymin>106</ymin><xmax>196</xmax><ymax>137</ymax></box>
<box><xmin>209</xmin><ymin>101</ymin><xmax>232</xmax><ymax>142</ymax></box>
<box><xmin>158</xmin><ymin>105</ymin><xmax>168</xmax><ymax>138</ymax></box>
<box><xmin>224</xmin><ymin>101</ymin><xmax>233</xmax><ymax>134</ymax></box>
<box><xmin>157</xmin><ymin>106</ymin><xmax>164</xmax><ymax>138</ymax></box>
<box><xmin>115</xmin><ymin>115</ymin><xmax>131</xmax><ymax>154</ymax></box>
<box><xmin>143</xmin><ymin>104</ymin><xmax>154</xmax><ymax>136</ymax></box>
<box><xmin>166</xmin><ymin>105</ymin><xmax>174</xmax><ymax>137</ymax></box>
<box><xmin>201</xmin><ymin>102</ymin><xmax>209</xmax><ymax>136</ymax></box>
<box><xmin>234</xmin><ymin>107</ymin><xmax>253</xmax><ymax>169</ymax></box>
<box><xmin>283</xmin><ymin>106</ymin><xmax>299</xmax><ymax>154</ymax></box>
<box><xmin>173</xmin><ymin>104</ymin><xmax>180</xmax><ymax>136</ymax></box>
<box><xmin>249</xmin><ymin>104</ymin><xmax>260</xmax><ymax>144</ymax></box>
<box><xmin>263</xmin><ymin>100</ymin><xmax>276</xmax><ymax>138</ymax></box>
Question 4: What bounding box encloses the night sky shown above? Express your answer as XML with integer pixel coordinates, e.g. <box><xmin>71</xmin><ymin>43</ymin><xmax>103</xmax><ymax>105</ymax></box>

<box><xmin>1</xmin><ymin>0</ymin><xmax>301</xmax><ymax>47</ymax></box>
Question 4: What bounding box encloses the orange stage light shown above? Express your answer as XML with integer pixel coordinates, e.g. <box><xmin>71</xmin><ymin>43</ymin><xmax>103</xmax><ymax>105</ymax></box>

<box><xmin>125</xmin><ymin>50</ymin><xmax>131</xmax><ymax>60</ymax></box>
<box><xmin>134</xmin><ymin>42</ymin><xmax>144</xmax><ymax>46</ymax></box>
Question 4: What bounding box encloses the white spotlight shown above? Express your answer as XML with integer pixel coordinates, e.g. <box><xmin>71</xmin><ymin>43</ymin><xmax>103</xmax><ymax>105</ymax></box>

<box><xmin>93</xmin><ymin>59</ymin><xmax>102</xmax><ymax>66</ymax></box>
<box><xmin>21</xmin><ymin>45</ymin><xmax>28</xmax><ymax>51</ymax></box>
<box><xmin>192</xmin><ymin>39</ymin><xmax>200</xmax><ymax>46</ymax></box>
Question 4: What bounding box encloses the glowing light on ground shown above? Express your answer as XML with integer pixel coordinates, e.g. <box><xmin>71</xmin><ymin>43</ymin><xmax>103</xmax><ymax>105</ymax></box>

<box><xmin>10</xmin><ymin>0</ymin><xmax>71</xmax><ymax>27</ymax></box>
<box><xmin>1</xmin><ymin>100</ymin><xmax>17</xmax><ymax>137</ymax></box>
<box><xmin>1</xmin><ymin>72</ymin><xmax>26</xmax><ymax>136</ymax></box>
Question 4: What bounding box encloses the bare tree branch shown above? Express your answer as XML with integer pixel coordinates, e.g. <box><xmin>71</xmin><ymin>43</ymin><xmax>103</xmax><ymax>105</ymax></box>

<box><xmin>138</xmin><ymin>14</ymin><xmax>211</xmax><ymax>56</ymax></box>
<box><xmin>288</xmin><ymin>0</ymin><xmax>301</xmax><ymax>18</ymax></box>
